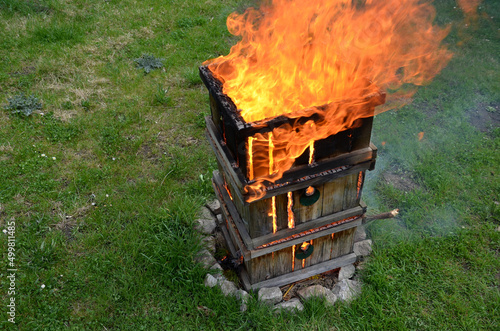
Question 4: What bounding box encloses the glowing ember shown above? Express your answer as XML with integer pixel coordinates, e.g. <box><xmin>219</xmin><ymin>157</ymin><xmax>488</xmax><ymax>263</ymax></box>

<box><xmin>287</xmin><ymin>191</ymin><xmax>295</xmax><ymax>229</ymax></box>
<box><xmin>270</xmin><ymin>196</ymin><xmax>277</xmax><ymax>234</ymax></box>
<box><xmin>247</xmin><ymin>136</ymin><xmax>255</xmax><ymax>180</ymax></box>
<box><xmin>305</xmin><ymin>186</ymin><xmax>315</xmax><ymax>197</ymax></box>
<box><xmin>292</xmin><ymin>245</ymin><xmax>296</xmax><ymax>271</ymax></box>
<box><xmin>205</xmin><ymin>0</ymin><xmax>452</xmax><ymax>202</ymax></box>
<box><xmin>356</xmin><ymin>171</ymin><xmax>363</xmax><ymax>200</ymax></box>
<box><xmin>300</xmin><ymin>241</ymin><xmax>310</xmax><ymax>251</ymax></box>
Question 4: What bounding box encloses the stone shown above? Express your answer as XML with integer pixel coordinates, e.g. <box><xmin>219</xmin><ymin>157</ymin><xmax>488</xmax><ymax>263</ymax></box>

<box><xmin>216</xmin><ymin>214</ymin><xmax>224</xmax><ymax>226</ymax></box>
<box><xmin>236</xmin><ymin>290</ymin><xmax>250</xmax><ymax>312</ymax></box>
<box><xmin>195</xmin><ymin>218</ymin><xmax>217</xmax><ymax>235</ymax></box>
<box><xmin>274</xmin><ymin>298</ymin><xmax>304</xmax><ymax>312</ymax></box>
<box><xmin>496</xmin><ymin>226</ymin><xmax>500</xmax><ymax>232</ymax></box>
<box><xmin>210</xmin><ymin>263</ymin><xmax>223</xmax><ymax>273</ymax></box>
<box><xmin>203</xmin><ymin>236</ymin><xmax>216</xmax><ymax>253</ymax></box>
<box><xmin>338</xmin><ymin>264</ymin><xmax>356</xmax><ymax>280</ymax></box>
<box><xmin>204</xmin><ymin>274</ymin><xmax>218</xmax><ymax>288</ymax></box>
<box><xmin>196</xmin><ymin>249</ymin><xmax>217</xmax><ymax>268</ymax></box>
<box><xmin>258</xmin><ymin>287</ymin><xmax>283</xmax><ymax>305</ymax></box>
<box><xmin>297</xmin><ymin>285</ymin><xmax>337</xmax><ymax>306</ymax></box>
<box><xmin>199</xmin><ymin>206</ymin><xmax>214</xmax><ymax>220</ymax></box>
<box><xmin>354</xmin><ymin>225</ymin><xmax>367</xmax><ymax>242</ymax></box>
<box><xmin>206</xmin><ymin>199</ymin><xmax>221</xmax><ymax>215</ymax></box>
<box><xmin>332</xmin><ymin>279</ymin><xmax>362</xmax><ymax>302</ymax></box>
<box><xmin>219</xmin><ymin>280</ymin><xmax>238</xmax><ymax>297</ymax></box>
<box><xmin>353</xmin><ymin>239</ymin><xmax>372</xmax><ymax>257</ymax></box>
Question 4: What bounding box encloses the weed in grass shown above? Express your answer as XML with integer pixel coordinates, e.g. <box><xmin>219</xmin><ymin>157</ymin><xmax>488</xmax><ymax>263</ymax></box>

<box><xmin>98</xmin><ymin>125</ymin><xmax>124</xmax><ymax>155</ymax></box>
<box><xmin>80</xmin><ymin>99</ymin><xmax>91</xmax><ymax>111</ymax></box>
<box><xmin>153</xmin><ymin>84</ymin><xmax>172</xmax><ymax>106</ymax></box>
<box><xmin>134</xmin><ymin>54</ymin><xmax>164</xmax><ymax>74</ymax></box>
<box><xmin>182</xmin><ymin>67</ymin><xmax>202</xmax><ymax>86</ymax></box>
<box><xmin>4</xmin><ymin>92</ymin><xmax>42</xmax><ymax>116</ymax></box>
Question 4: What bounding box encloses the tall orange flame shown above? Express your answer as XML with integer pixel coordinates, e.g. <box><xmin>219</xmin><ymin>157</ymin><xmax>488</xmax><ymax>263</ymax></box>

<box><xmin>205</xmin><ymin>0</ymin><xmax>452</xmax><ymax>201</ymax></box>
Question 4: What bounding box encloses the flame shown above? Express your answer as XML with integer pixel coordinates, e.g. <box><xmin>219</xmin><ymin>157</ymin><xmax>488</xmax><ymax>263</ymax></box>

<box><xmin>247</xmin><ymin>136</ymin><xmax>255</xmax><ymax>180</ymax></box>
<box><xmin>287</xmin><ymin>191</ymin><xmax>295</xmax><ymax>229</ymax></box>
<box><xmin>305</xmin><ymin>186</ymin><xmax>315</xmax><ymax>197</ymax></box>
<box><xmin>268</xmin><ymin>133</ymin><xmax>275</xmax><ymax>175</ymax></box>
<box><xmin>308</xmin><ymin>141</ymin><xmax>315</xmax><ymax>165</ymax></box>
<box><xmin>223</xmin><ymin>181</ymin><xmax>233</xmax><ymax>201</ymax></box>
<box><xmin>292</xmin><ymin>245</ymin><xmax>296</xmax><ymax>271</ymax></box>
<box><xmin>205</xmin><ymin>0</ymin><xmax>452</xmax><ymax>202</ymax></box>
<box><xmin>418</xmin><ymin>131</ymin><xmax>425</xmax><ymax>141</ymax></box>
<box><xmin>356</xmin><ymin>171</ymin><xmax>363</xmax><ymax>200</ymax></box>
<box><xmin>270</xmin><ymin>196</ymin><xmax>277</xmax><ymax>234</ymax></box>
<box><xmin>301</xmin><ymin>241</ymin><xmax>310</xmax><ymax>251</ymax></box>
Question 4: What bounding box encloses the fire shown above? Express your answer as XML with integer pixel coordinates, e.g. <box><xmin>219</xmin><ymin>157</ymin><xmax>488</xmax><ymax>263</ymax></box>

<box><xmin>247</xmin><ymin>136</ymin><xmax>255</xmax><ymax>180</ymax></box>
<box><xmin>305</xmin><ymin>186</ymin><xmax>315</xmax><ymax>197</ymax></box>
<box><xmin>308</xmin><ymin>141</ymin><xmax>315</xmax><ymax>165</ymax></box>
<box><xmin>287</xmin><ymin>191</ymin><xmax>295</xmax><ymax>229</ymax></box>
<box><xmin>301</xmin><ymin>241</ymin><xmax>310</xmax><ymax>251</ymax></box>
<box><xmin>205</xmin><ymin>0</ymin><xmax>452</xmax><ymax>202</ymax></box>
<box><xmin>356</xmin><ymin>171</ymin><xmax>363</xmax><ymax>200</ymax></box>
<box><xmin>292</xmin><ymin>245</ymin><xmax>296</xmax><ymax>271</ymax></box>
<box><xmin>271</xmin><ymin>196</ymin><xmax>277</xmax><ymax>233</ymax></box>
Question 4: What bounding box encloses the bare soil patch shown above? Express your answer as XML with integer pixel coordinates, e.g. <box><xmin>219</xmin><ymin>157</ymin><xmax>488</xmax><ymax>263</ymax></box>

<box><xmin>381</xmin><ymin>167</ymin><xmax>420</xmax><ymax>193</ymax></box>
<box><xmin>468</xmin><ymin>102</ymin><xmax>500</xmax><ymax>133</ymax></box>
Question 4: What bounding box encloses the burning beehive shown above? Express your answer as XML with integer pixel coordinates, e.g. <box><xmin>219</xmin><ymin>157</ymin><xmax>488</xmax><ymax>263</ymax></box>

<box><xmin>201</xmin><ymin>0</ymin><xmax>452</xmax><ymax>290</ymax></box>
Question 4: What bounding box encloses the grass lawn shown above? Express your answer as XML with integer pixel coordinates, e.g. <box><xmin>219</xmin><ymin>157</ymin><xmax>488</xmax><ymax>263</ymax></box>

<box><xmin>0</xmin><ymin>0</ymin><xmax>498</xmax><ymax>329</ymax></box>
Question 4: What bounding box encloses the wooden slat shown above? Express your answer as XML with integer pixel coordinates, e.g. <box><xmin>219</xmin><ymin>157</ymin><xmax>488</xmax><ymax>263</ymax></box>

<box><xmin>205</xmin><ymin>116</ymin><xmax>247</xmax><ymax>193</ymax></box>
<box><xmin>331</xmin><ymin>227</ymin><xmax>356</xmax><ymax>259</ymax></box>
<box><xmin>249</xmin><ymin>218</ymin><xmax>362</xmax><ymax>259</ymax></box>
<box><xmin>248</xmin><ymin>198</ymin><xmax>273</xmax><ymax>238</ymax></box>
<box><xmin>343</xmin><ymin>173</ymin><xmax>359</xmax><ymax>210</ymax></box>
<box><xmin>293</xmin><ymin>185</ymin><xmax>324</xmax><ymax>224</ymax></box>
<box><xmin>322</xmin><ymin>176</ymin><xmax>346</xmax><ymax>215</ymax></box>
<box><xmin>272</xmin><ymin>247</ymin><xmax>293</xmax><ymax>279</ymax></box>
<box><xmin>213</xmin><ymin>171</ymin><xmax>254</xmax><ymax>250</ymax></box>
<box><xmin>251</xmin><ymin>205</ymin><xmax>364</xmax><ymax>248</ymax></box>
<box><xmin>275</xmin><ymin>193</ymin><xmax>289</xmax><ymax>232</ymax></box>
<box><xmin>248</xmin><ymin>253</ymin><xmax>357</xmax><ymax>289</ymax></box>
<box><xmin>309</xmin><ymin>235</ymin><xmax>331</xmax><ymax>266</ymax></box>
<box><xmin>254</xmin><ymin>160</ymin><xmax>374</xmax><ymax>203</ymax></box>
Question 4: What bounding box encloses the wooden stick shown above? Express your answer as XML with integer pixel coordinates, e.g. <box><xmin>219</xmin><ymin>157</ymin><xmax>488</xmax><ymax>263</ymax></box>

<box><xmin>364</xmin><ymin>209</ymin><xmax>399</xmax><ymax>223</ymax></box>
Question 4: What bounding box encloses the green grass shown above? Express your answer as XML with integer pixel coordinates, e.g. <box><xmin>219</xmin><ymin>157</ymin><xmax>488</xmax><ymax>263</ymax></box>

<box><xmin>0</xmin><ymin>0</ymin><xmax>498</xmax><ymax>329</ymax></box>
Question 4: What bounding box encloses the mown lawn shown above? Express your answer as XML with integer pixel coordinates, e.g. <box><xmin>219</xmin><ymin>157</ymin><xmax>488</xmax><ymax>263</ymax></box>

<box><xmin>0</xmin><ymin>0</ymin><xmax>498</xmax><ymax>329</ymax></box>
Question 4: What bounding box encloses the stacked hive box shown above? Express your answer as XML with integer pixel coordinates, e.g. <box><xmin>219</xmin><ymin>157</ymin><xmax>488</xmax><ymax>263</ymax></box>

<box><xmin>200</xmin><ymin>66</ymin><xmax>384</xmax><ymax>290</ymax></box>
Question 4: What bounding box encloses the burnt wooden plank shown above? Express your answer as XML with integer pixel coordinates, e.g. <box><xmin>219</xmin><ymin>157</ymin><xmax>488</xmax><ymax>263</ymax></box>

<box><xmin>206</xmin><ymin>117</ymin><xmax>246</xmax><ymax>193</ymax></box>
<box><xmin>213</xmin><ymin>171</ymin><xmax>254</xmax><ymax>250</ymax></box>
<box><xmin>248</xmin><ymin>198</ymin><xmax>273</xmax><ymax>238</ymax></box>
<box><xmin>252</xmin><ymin>205</ymin><xmax>364</xmax><ymax>249</ymax></box>
<box><xmin>248</xmin><ymin>253</ymin><xmax>357</xmax><ymax>289</ymax></box>
<box><xmin>249</xmin><ymin>218</ymin><xmax>362</xmax><ymax>259</ymax></box>
<box><xmin>250</xmin><ymin>156</ymin><xmax>376</xmax><ymax>203</ymax></box>
<box><xmin>209</xmin><ymin>94</ymin><xmax>222</xmax><ymax>133</ymax></box>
